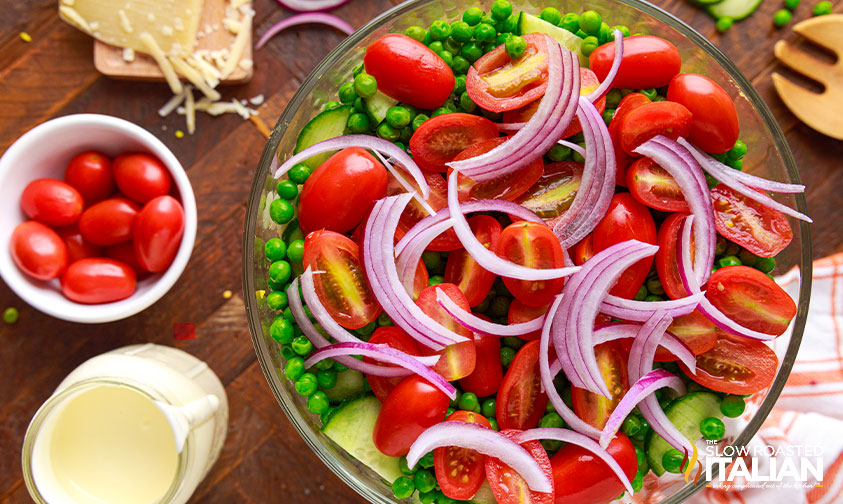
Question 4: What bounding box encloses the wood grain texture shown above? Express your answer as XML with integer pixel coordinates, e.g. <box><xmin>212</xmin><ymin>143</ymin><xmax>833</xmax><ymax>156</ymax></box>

<box><xmin>0</xmin><ymin>0</ymin><xmax>841</xmax><ymax>503</ymax></box>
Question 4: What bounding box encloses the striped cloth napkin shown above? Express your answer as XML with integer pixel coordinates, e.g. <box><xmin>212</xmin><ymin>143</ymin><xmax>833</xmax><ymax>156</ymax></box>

<box><xmin>633</xmin><ymin>253</ymin><xmax>843</xmax><ymax>504</ymax></box>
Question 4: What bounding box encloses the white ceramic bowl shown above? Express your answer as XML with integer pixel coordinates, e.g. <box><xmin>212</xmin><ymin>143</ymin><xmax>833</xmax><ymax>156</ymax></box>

<box><xmin>0</xmin><ymin>114</ymin><xmax>197</xmax><ymax>324</ymax></box>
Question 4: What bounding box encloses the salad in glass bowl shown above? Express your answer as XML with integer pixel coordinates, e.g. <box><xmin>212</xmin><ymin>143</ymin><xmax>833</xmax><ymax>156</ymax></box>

<box><xmin>243</xmin><ymin>1</ymin><xmax>812</xmax><ymax>503</ymax></box>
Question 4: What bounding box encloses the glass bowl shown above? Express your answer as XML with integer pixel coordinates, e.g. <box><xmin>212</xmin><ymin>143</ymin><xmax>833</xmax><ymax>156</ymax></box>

<box><xmin>242</xmin><ymin>1</ymin><xmax>812</xmax><ymax>502</ymax></box>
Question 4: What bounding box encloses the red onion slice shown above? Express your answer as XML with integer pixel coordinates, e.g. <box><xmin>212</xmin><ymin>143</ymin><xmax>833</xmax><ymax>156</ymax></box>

<box><xmin>516</xmin><ymin>428</ymin><xmax>633</xmax><ymax>494</ymax></box>
<box><xmin>600</xmin><ymin>292</ymin><xmax>703</xmax><ymax>322</ymax></box>
<box><xmin>275</xmin><ymin>0</ymin><xmax>350</xmax><ymax>13</ymax></box>
<box><xmin>275</xmin><ymin>135</ymin><xmax>430</xmax><ymax>199</ymax></box>
<box><xmin>586</xmin><ymin>29</ymin><xmax>623</xmax><ymax>102</ymax></box>
<box><xmin>633</xmin><ymin>136</ymin><xmax>715</xmax><ymax>286</ymax></box>
<box><xmin>677</xmin><ymin>216</ymin><xmax>778</xmax><ymax>340</ymax></box>
<box><xmin>539</xmin><ymin>295</ymin><xmax>603</xmax><ymax>439</ymax></box>
<box><xmin>396</xmin><ymin>219</ymin><xmax>454</xmax><ymax>293</ymax></box>
<box><xmin>593</xmin><ymin>323</ymin><xmax>697</xmax><ymax>373</ymax></box>
<box><xmin>598</xmin><ymin>369</ymin><xmax>685</xmax><ymax>448</ymax></box>
<box><xmin>286</xmin><ymin>278</ymin><xmax>411</xmax><ymax>377</ymax></box>
<box><xmin>407</xmin><ymin>422</ymin><xmax>553</xmax><ymax>493</ymax></box>
<box><xmin>304</xmin><ymin>342</ymin><xmax>455</xmax><ymax>399</ymax></box>
<box><xmin>447</xmin><ymin>171</ymin><xmax>580</xmax><ymax>281</ymax></box>
<box><xmin>437</xmin><ymin>289</ymin><xmax>545</xmax><ymax>336</ymax></box>
<box><xmin>676</xmin><ymin>138</ymin><xmax>811</xmax><ymax>222</ymax></box>
<box><xmin>300</xmin><ymin>267</ymin><xmax>367</xmax><ymax>343</ymax></box>
<box><xmin>257</xmin><ymin>13</ymin><xmax>354</xmax><ymax>49</ymax></box>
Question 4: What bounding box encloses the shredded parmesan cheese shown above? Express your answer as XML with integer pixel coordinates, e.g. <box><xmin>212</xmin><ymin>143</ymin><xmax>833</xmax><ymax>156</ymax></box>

<box><xmin>220</xmin><ymin>7</ymin><xmax>253</xmax><ymax>78</ymax></box>
<box><xmin>249</xmin><ymin>94</ymin><xmax>265</xmax><ymax>106</ymax></box>
<box><xmin>185</xmin><ymin>85</ymin><xmax>196</xmax><ymax>135</ymax></box>
<box><xmin>169</xmin><ymin>56</ymin><xmax>221</xmax><ymax>100</ymax></box>
<box><xmin>238</xmin><ymin>59</ymin><xmax>253</xmax><ymax>71</ymax></box>
<box><xmin>139</xmin><ymin>32</ymin><xmax>182</xmax><ymax>94</ymax></box>
<box><xmin>59</xmin><ymin>6</ymin><xmax>91</xmax><ymax>33</ymax></box>
<box><xmin>158</xmin><ymin>89</ymin><xmax>186</xmax><ymax>117</ymax></box>
<box><xmin>117</xmin><ymin>9</ymin><xmax>133</xmax><ymax>32</ymax></box>
<box><xmin>122</xmin><ymin>47</ymin><xmax>135</xmax><ymax>61</ymax></box>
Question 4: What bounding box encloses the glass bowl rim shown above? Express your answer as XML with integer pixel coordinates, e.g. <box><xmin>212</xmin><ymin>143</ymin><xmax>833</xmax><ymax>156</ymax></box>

<box><xmin>242</xmin><ymin>0</ymin><xmax>813</xmax><ymax>502</ymax></box>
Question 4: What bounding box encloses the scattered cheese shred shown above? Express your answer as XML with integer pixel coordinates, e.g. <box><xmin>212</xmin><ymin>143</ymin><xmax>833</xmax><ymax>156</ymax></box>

<box><xmin>238</xmin><ymin>59</ymin><xmax>253</xmax><ymax>71</ymax></box>
<box><xmin>185</xmin><ymin>85</ymin><xmax>196</xmax><ymax>135</ymax></box>
<box><xmin>158</xmin><ymin>89</ymin><xmax>186</xmax><ymax>117</ymax></box>
<box><xmin>139</xmin><ymin>32</ymin><xmax>182</xmax><ymax>94</ymax></box>
<box><xmin>122</xmin><ymin>47</ymin><xmax>135</xmax><ymax>62</ymax></box>
<box><xmin>20</xmin><ymin>32</ymin><xmax>32</xmax><ymax>42</ymax></box>
<box><xmin>59</xmin><ymin>6</ymin><xmax>91</xmax><ymax>33</ymax></box>
<box><xmin>249</xmin><ymin>94</ymin><xmax>264</xmax><ymax>106</ymax></box>
<box><xmin>60</xmin><ymin>0</ymin><xmax>74</xmax><ymax>5</ymax></box>
<box><xmin>169</xmin><ymin>55</ymin><xmax>221</xmax><ymax>101</ymax></box>
<box><xmin>219</xmin><ymin>7</ymin><xmax>253</xmax><ymax>78</ymax></box>
<box><xmin>117</xmin><ymin>9</ymin><xmax>132</xmax><ymax>33</ymax></box>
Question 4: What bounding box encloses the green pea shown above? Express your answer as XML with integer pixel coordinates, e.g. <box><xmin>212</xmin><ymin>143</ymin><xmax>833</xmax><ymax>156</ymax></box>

<box><xmin>315</xmin><ymin>358</ymin><xmax>334</xmax><ymax>371</ymax></box>
<box><xmin>572</xmin><ymin>142</ymin><xmax>587</xmax><ymax>163</ymax></box>
<box><xmin>727</xmin><ymin>140</ymin><xmax>748</xmax><ymax>160</ymax></box>
<box><xmin>405</xmin><ymin>25</ymin><xmax>428</xmax><ymax>42</ymax></box>
<box><xmin>338</xmin><ymin>82</ymin><xmax>356</xmax><ymax>105</ymax></box>
<box><xmin>575</xmin><ymin>29</ymin><xmax>588</xmax><ymax>39</ymax></box>
<box><xmin>581</xmin><ymin>36</ymin><xmax>599</xmax><ymax>57</ymax></box>
<box><xmin>458</xmin><ymin>92</ymin><xmax>476</xmax><ymax>113</ymax></box>
<box><xmin>635</xmin><ymin>446</ymin><xmax>649</xmax><ymax>474</ymax></box>
<box><xmin>377</xmin><ymin>122</ymin><xmax>400</xmax><ymax>142</ymax></box>
<box><xmin>813</xmin><ymin>0</ymin><xmax>832</xmax><ymax>15</ymax></box>
<box><xmin>491</xmin><ymin>0</ymin><xmax>513</xmax><ymax>20</ymax></box>
<box><xmin>481</xmin><ymin>398</ymin><xmax>497</xmax><ymax>418</ymax></box>
<box><xmin>455</xmin><ymin>74</ymin><xmax>467</xmax><ymax>95</ymax></box>
<box><xmin>496</xmin><ymin>31</ymin><xmax>513</xmax><ymax>47</ymax></box>
<box><xmin>399</xmin><ymin>456</ymin><xmax>417</xmax><ymax>476</ymax></box>
<box><xmin>500</xmin><ymin>14</ymin><xmax>519</xmax><ymax>34</ymax></box>
<box><xmin>614</xmin><ymin>25</ymin><xmax>631</xmax><ymax>37</ymax></box>
<box><xmin>307</xmin><ymin>391</ymin><xmax>330</xmax><ymax>415</ymax></box>
<box><xmin>439</xmin><ymin>49</ymin><xmax>454</xmax><ymax>67</ymax></box>
<box><xmin>443</xmin><ymin>37</ymin><xmax>462</xmax><ymax>55</ymax></box>
<box><xmin>602</xmin><ymin>108</ymin><xmax>616</xmax><ymax>125</ymax></box>
<box><xmin>755</xmin><ymin>256</ymin><xmax>776</xmax><ymax>274</ymax></box>
<box><xmin>445</xmin><ymin>407</ymin><xmax>456</xmax><ymax>418</ymax></box>
<box><xmin>488</xmin><ymin>418</ymin><xmax>500</xmax><ymax>431</ymax></box>
<box><xmin>720</xmin><ymin>395</ymin><xmax>746</xmax><ymax>418</ymax></box>
<box><xmin>269</xmin><ymin>260</ymin><xmax>292</xmax><ymax>285</ymax></box>
<box><xmin>461</xmin><ymin>41</ymin><xmax>483</xmax><ymax>63</ymax></box>
<box><xmin>354</xmin><ymin>73</ymin><xmax>377</xmax><ymax>99</ymax></box>
<box><xmin>430</xmin><ymin>19</ymin><xmax>451</xmax><ymax>41</ymax></box>
<box><xmin>419</xmin><ymin>491</ymin><xmax>438</xmax><ymax>504</ymax></box>
<box><xmin>502</xmin><ymin>337</ymin><xmax>523</xmax><ymax>351</ymax></box>
<box><xmin>562</xmin><ymin>386</ymin><xmax>574</xmax><ymax>409</ymax></box>
<box><xmin>291</xmin><ymin>335</ymin><xmax>313</xmax><ymax>356</ymax></box>
<box><xmin>270</xmin><ymin>317</ymin><xmax>295</xmax><ymax>344</ymax></box>
<box><xmin>269</xmin><ymin>199</ymin><xmax>294</xmax><ymax>225</ymax></box>
<box><xmin>559</xmin><ymin>13</ymin><xmax>580</xmax><ymax>32</ymax></box>
<box><xmin>785</xmin><ymin>0</ymin><xmax>800</xmax><ymax>9</ymax></box>
<box><xmin>412</xmin><ymin>113</ymin><xmax>430</xmax><ymax>131</ymax></box>
<box><xmin>347</xmin><ymin>112</ymin><xmax>371</xmax><ymax>134</ymax></box>
<box><xmin>718</xmin><ymin>255</ymin><xmax>742</xmax><ymax>268</ymax></box>
<box><xmin>353</xmin><ymin>96</ymin><xmax>366</xmax><ymax>113</ymax></box>
<box><xmin>463</xmin><ymin>7</ymin><xmax>484</xmax><ymax>26</ymax></box>
<box><xmin>501</xmin><ymin>347</ymin><xmax>516</xmax><ymax>367</ymax></box>
<box><xmin>451</xmin><ymin>20</ymin><xmax>474</xmax><ymax>42</ymax></box>
<box><xmin>431</xmin><ymin>108</ymin><xmax>450</xmax><ymax>118</ymax></box>
<box><xmin>738</xmin><ymin>249</ymin><xmax>758</xmax><ymax>267</ymax></box>
<box><xmin>716</xmin><ymin>16</ymin><xmax>734</xmax><ymax>32</ymax></box>
<box><xmin>646</xmin><ymin>277</ymin><xmax>665</xmax><ymax>296</ymax></box>
<box><xmin>644</xmin><ymin>294</ymin><xmax>664</xmax><ymax>302</ymax></box>
<box><xmin>481</xmin><ymin>13</ymin><xmax>496</xmax><ymax>26</ymax></box>
<box><xmin>597</xmin><ymin>22</ymin><xmax>613</xmax><ymax>45</ymax></box>
<box><xmin>377</xmin><ymin>312</ymin><xmax>393</xmax><ymax>327</ymax></box>
<box><xmin>266</xmin><ymin>291</ymin><xmax>287</xmax><ymax>311</ymax></box>
<box><xmin>316</xmin><ymin>369</ymin><xmax>337</xmax><ymax>389</ymax></box>
<box><xmin>505</xmin><ymin>35</ymin><xmax>527</xmax><ymax>59</ymax></box>
<box><xmin>458</xmin><ymin>392</ymin><xmax>480</xmax><ymax>412</ymax></box>
<box><xmin>356</xmin><ymin>320</ymin><xmax>377</xmax><ymax>338</ymax></box>
<box><xmin>419</xmin><ymin>451</ymin><xmax>435</xmax><ymax>469</ymax></box>
<box><xmin>399</xmin><ymin>127</ymin><xmax>413</xmax><ymax>144</ymax></box>
<box><xmin>633</xmin><ymin>285</ymin><xmax>648</xmax><ymax>301</ymax></box>
<box><xmin>428</xmin><ymin>40</ymin><xmax>444</xmax><ymax>53</ymax></box>
<box><xmin>264</xmin><ymin>238</ymin><xmax>287</xmax><ymax>262</ymax></box>
<box><xmin>662</xmin><ymin>449</ymin><xmax>684</xmax><ymax>473</ymax></box>
<box><xmin>3</xmin><ymin>306</ymin><xmax>19</xmax><ymax>324</ymax></box>
<box><xmin>282</xmin><ymin>307</ymin><xmax>294</xmax><ymax>324</ymax></box>
<box><xmin>428</xmin><ymin>275</ymin><xmax>444</xmax><ymax>286</ymax></box>
<box><xmin>286</xmin><ymin>239</ymin><xmax>304</xmax><ymax>263</ymax></box>
<box><xmin>621</xmin><ymin>415</ymin><xmax>642</xmax><ymax>436</ymax></box>
<box><xmin>324</xmin><ymin>101</ymin><xmax>340</xmax><ymax>110</ymax></box>
<box><xmin>489</xmin><ymin>296</ymin><xmax>510</xmax><ymax>318</ymax></box>
<box><xmin>579</xmin><ymin>10</ymin><xmax>602</xmax><ymax>35</ymax></box>
<box><xmin>540</xmin><ymin>412</ymin><xmax>565</xmax><ymax>428</ymax></box>
<box><xmin>295</xmin><ymin>372</ymin><xmax>318</xmax><ymax>397</ymax></box>
<box><xmin>413</xmin><ymin>469</ymin><xmax>437</xmax><ymax>493</ymax></box>
<box><xmin>547</xmin><ymin>144</ymin><xmax>572</xmax><ymax>162</ymax></box>
<box><xmin>275</xmin><ymin>181</ymin><xmax>297</xmax><ymax>202</ymax></box>
<box><xmin>639</xmin><ymin>88</ymin><xmax>658</xmax><ymax>101</ymax></box>
<box><xmin>284</xmin><ymin>356</ymin><xmax>305</xmax><ymax>380</ymax></box>
<box><xmin>333</xmin><ymin>361</ymin><xmax>348</xmax><ymax>372</ymax></box>
<box><xmin>632</xmin><ymin>471</ymin><xmax>644</xmax><ymax>493</ymax></box>
<box><xmin>774</xmin><ymin>9</ymin><xmax>792</xmax><ymax>26</ymax></box>
<box><xmin>540</xmin><ymin>7</ymin><xmax>563</xmax><ymax>25</ymax></box>
<box><xmin>728</xmin><ymin>158</ymin><xmax>743</xmax><ymax>171</ymax></box>
<box><xmin>384</xmin><ymin>106</ymin><xmax>411</xmax><ymax>129</ymax></box>
<box><xmin>474</xmin><ymin>23</ymin><xmax>497</xmax><ymax>43</ymax></box>
<box><xmin>701</xmin><ymin>416</ymin><xmax>726</xmax><ymax>441</ymax></box>
<box><xmin>288</xmin><ymin>163</ymin><xmax>311</xmax><ymax>184</ymax></box>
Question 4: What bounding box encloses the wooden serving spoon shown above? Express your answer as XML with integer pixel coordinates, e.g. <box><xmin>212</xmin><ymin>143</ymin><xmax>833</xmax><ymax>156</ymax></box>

<box><xmin>773</xmin><ymin>14</ymin><xmax>843</xmax><ymax>140</ymax></box>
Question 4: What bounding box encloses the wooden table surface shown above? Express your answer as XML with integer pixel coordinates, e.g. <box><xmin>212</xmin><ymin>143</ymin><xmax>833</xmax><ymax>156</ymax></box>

<box><xmin>1</xmin><ymin>0</ymin><xmax>841</xmax><ymax>502</ymax></box>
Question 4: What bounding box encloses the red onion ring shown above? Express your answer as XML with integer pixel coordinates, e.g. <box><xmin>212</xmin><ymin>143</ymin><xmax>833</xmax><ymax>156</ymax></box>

<box><xmin>600</xmin><ymin>292</ymin><xmax>703</xmax><ymax>322</ymax></box>
<box><xmin>437</xmin><ymin>289</ymin><xmax>545</xmax><ymax>337</ymax></box>
<box><xmin>586</xmin><ymin>29</ymin><xmax>623</xmax><ymax>102</ymax></box>
<box><xmin>257</xmin><ymin>13</ymin><xmax>354</xmax><ymax>49</ymax></box>
<box><xmin>275</xmin><ymin>0</ymin><xmax>350</xmax><ymax>13</ymax></box>
<box><xmin>593</xmin><ymin>323</ymin><xmax>697</xmax><ymax>373</ymax></box>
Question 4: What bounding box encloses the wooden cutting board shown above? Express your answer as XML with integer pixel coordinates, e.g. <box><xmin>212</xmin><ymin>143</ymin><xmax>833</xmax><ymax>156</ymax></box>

<box><xmin>93</xmin><ymin>0</ymin><xmax>253</xmax><ymax>84</ymax></box>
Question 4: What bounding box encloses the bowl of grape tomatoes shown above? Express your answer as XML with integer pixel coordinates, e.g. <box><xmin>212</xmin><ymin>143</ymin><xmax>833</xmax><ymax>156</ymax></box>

<box><xmin>0</xmin><ymin>114</ymin><xmax>197</xmax><ymax>323</ymax></box>
<box><xmin>242</xmin><ymin>1</ymin><xmax>811</xmax><ymax>504</ymax></box>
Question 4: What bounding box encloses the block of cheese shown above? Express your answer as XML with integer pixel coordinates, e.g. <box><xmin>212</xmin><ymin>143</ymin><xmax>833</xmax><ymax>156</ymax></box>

<box><xmin>58</xmin><ymin>0</ymin><xmax>204</xmax><ymax>57</ymax></box>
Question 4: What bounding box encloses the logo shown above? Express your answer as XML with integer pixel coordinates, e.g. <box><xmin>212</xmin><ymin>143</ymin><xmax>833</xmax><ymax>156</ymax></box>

<box><xmin>700</xmin><ymin>441</ymin><xmax>824</xmax><ymax>490</ymax></box>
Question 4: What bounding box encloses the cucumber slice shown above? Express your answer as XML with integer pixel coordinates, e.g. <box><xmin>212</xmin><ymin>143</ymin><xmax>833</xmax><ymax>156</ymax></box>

<box><xmin>365</xmin><ymin>90</ymin><xmax>399</xmax><ymax>124</ymax></box>
<box><xmin>694</xmin><ymin>0</ymin><xmax>724</xmax><ymax>6</ymax></box>
<box><xmin>517</xmin><ymin>12</ymin><xmax>588</xmax><ymax>66</ymax></box>
<box><xmin>645</xmin><ymin>391</ymin><xmax>723</xmax><ymax>476</ymax></box>
<box><xmin>469</xmin><ymin>481</ymin><xmax>496</xmax><ymax>504</ymax></box>
<box><xmin>706</xmin><ymin>0</ymin><xmax>762</xmax><ymax>20</ymax></box>
<box><xmin>322</xmin><ymin>396</ymin><xmax>403</xmax><ymax>482</ymax></box>
<box><xmin>322</xmin><ymin>369</ymin><xmax>366</xmax><ymax>402</ymax></box>
<box><xmin>293</xmin><ymin>104</ymin><xmax>353</xmax><ymax>169</ymax></box>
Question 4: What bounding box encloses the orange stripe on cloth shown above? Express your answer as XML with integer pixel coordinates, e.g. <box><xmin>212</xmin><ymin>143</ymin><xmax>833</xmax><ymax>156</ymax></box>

<box><xmin>832</xmin><ymin>255</ymin><xmax>842</xmax><ymax>374</ymax></box>
<box><xmin>781</xmin><ymin>388</ymin><xmax>843</xmax><ymax>398</ymax></box>
<box><xmin>808</xmin><ymin>450</ymin><xmax>843</xmax><ymax>503</ymax></box>
<box><xmin>785</xmin><ymin>368</ymin><xmax>843</xmax><ymax>387</ymax></box>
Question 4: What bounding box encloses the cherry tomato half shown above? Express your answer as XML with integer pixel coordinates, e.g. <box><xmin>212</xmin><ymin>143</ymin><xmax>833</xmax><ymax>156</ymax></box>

<box><xmin>434</xmin><ymin>411</ymin><xmax>492</xmax><ymax>500</ymax></box>
<box><xmin>416</xmin><ymin>284</ymin><xmax>476</xmax><ymax>381</ymax></box>
<box><xmin>502</xmin><ymin>68</ymin><xmax>606</xmax><ymax>138</ymax></box>
<box><xmin>133</xmin><ymin>195</ymin><xmax>185</xmax><ymax>273</ymax></box>
<box><xmin>60</xmin><ymin>258</ymin><xmax>137</xmax><ymax>304</ymax></box>
<box><xmin>626</xmin><ymin>158</ymin><xmax>689</xmax><ymax>212</ymax></box>
<box><xmin>496</xmin><ymin>222</ymin><xmax>565</xmax><ymax>308</ymax></box>
<box><xmin>409</xmin><ymin>113</ymin><xmax>499</xmax><ymax>173</ymax></box>
<box><xmin>517</xmin><ymin>162</ymin><xmax>583</xmax><ymax>222</ymax></box>
<box><xmin>706</xmin><ymin>265</ymin><xmax>797</xmax><ymax>336</ymax></box>
<box><xmin>571</xmin><ymin>341</ymin><xmax>630</xmax><ymax>429</ymax></box>
<box><xmin>573</xmin><ymin>234</ymin><xmax>594</xmax><ymax>266</ymax></box>
<box><xmin>388</xmin><ymin>168</ymin><xmax>462</xmax><ymax>251</ymax></box>
<box><xmin>550</xmin><ymin>433</ymin><xmax>638</xmax><ymax>504</ymax></box>
<box><xmin>444</xmin><ymin>215</ymin><xmax>501</xmax><ymax>307</ymax></box>
<box><xmin>486</xmin><ymin>429</ymin><xmax>554</xmax><ymax>504</ymax></box>
<box><xmin>618</xmin><ymin>101</ymin><xmax>693</xmax><ymax>156</ymax></box>
<box><xmin>10</xmin><ymin>221</ymin><xmax>68</xmax><ymax>281</ymax></box>
<box><xmin>496</xmin><ymin>340</ymin><xmax>549</xmax><ymax>430</ymax></box>
<box><xmin>667</xmin><ymin>73</ymin><xmax>740</xmax><ymax>154</ymax></box>
<box><xmin>364</xmin><ymin>326</ymin><xmax>422</xmax><ymax>402</ymax></box>
<box><xmin>609</xmin><ymin>93</ymin><xmax>651</xmax><ymax>186</ymax></box>
<box><xmin>592</xmin><ymin>193</ymin><xmax>657</xmax><ymax>299</ymax></box>
<box><xmin>64</xmin><ymin>151</ymin><xmax>114</xmax><ymax>204</ymax></box>
<box><xmin>20</xmin><ymin>178</ymin><xmax>84</xmax><ymax>227</ymax></box>
<box><xmin>303</xmin><ymin>230</ymin><xmax>382</xmax><ymax>329</ymax></box>
<box><xmin>655</xmin><ymin>212</ymin><xmax>692</xmax><ymax>300</ymax></box>
<box><xmin>112</xmin><ymin>153</ymin><xmax>172</xmax><ymax>205</ymax></box>
<box><xmin>364</xmin><ymin>34</ymin><xmax>455</xmax><ymax>110</ymax></box>
<box><xmin>589</xmin><ymin>35</ymin><xmax>681</xmax><ymax>89</ymax></box>
<box><xmin>665</xmin><ymin>310</ymin><xmax>718</xmax><ymax>358</ymax></box>
<box><xmin>298</xmin><ymin>147</ymin><xmax>388</xmax><ymax>234</ymax></box>
<box><xmin>55</xmin><ymin>224</ymin><xmax>103</xmax><ymax>264</ymax></box>
<box><xmin>373</xmin><ymin>374</ymin><xmax>450</xmax><ymax>456</ymax></box>
<box><xmin>78</xmin><ymin>197</ymin><xmax>140</xmax><ymax>246</ymax></box>
<box><xmin>679</xmin><ymin>334</ymin><xmax>778</xmax><ymax>395</ymax></box>
<box><xmin>459</xmin><ymin>322</ymin><xmax>504</xmax><ymax>398</ymax></box>
<box><xmin>467</xmin><ymin>34</ymin><xmax>550</xmax><ymax>113</ymax></box>
<box><xmin>508</xmin><ymin>299</ymin><xmax>549</xmax><ymax>341</ymax></box>
<box><xmin>452</xmin><ymin>137</ymin><xmax>544</xmax><ymax>202</ymax></box>
<box><xmin>710</xmin><ymin>185</ymin><xmax>793</xmax><ymax>258</ymax></box>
